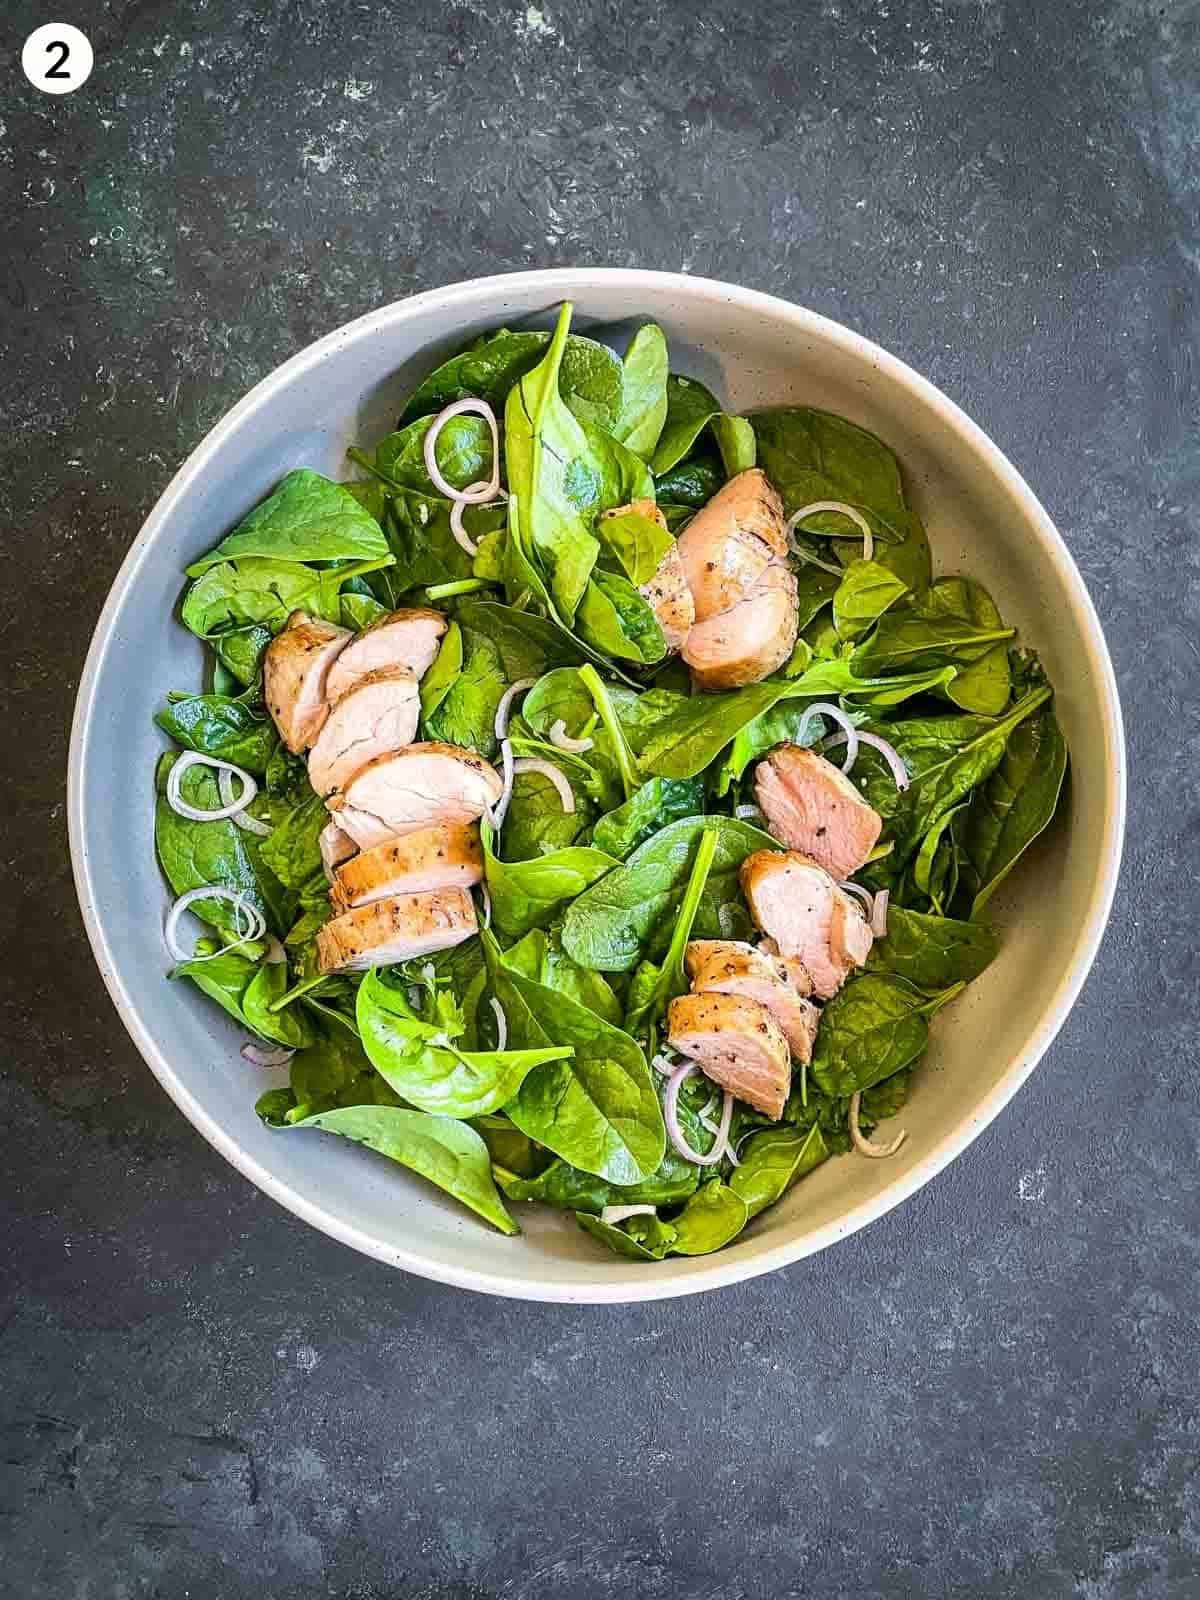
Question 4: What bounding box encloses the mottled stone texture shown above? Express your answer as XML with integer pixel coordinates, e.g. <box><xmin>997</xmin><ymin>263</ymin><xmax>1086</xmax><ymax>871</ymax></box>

<box><xmin>1</xmin><ymin>0</ymin><xmax>1197</xmax><ymax>1593</ymax></box>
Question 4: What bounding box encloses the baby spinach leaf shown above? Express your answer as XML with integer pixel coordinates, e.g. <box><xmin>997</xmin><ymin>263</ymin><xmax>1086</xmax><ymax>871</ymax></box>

<box><xmin>793</xmin><ymin>564</ymin><xmax>842</xmax><ymax>633</ymax></box>
<box><xmin>501</xmin><ymin>764</ymin><xmax>595</xmax><ymax>857</ymax></box>
<box><xmin>504</xmin><ymin>304</ymin><xmax>602</xmax><ymax>623</ymax></box>
<box><xmin>260</xmin><ymin>792</ymin><xmax>327</xmax><ymax>891</ymax></box>
<box><xmin>591</xmin><ymin>776</ymin><xmax>705</xmax><ymax>859</ymax></box>
<box><xmin>399</xmin><ymin>325</ymin><xmax>623</xmax><ymax>431</ymax></box>
<box><xmin>833</xmin><ymin>559</ymin><xmax>910</xmax><ymax>641</ymax></box>
<box><xmin>285</xmin><ymin>1106</ymin><xmax>519</xmax><ymax>1234</ymax></box>
<box><xmin>639</xmin><ymin>680</ymin><xmax>791</xmax><ymax>779</ymax></box>
<box><xmin>500</xmin><ymin>1146</ymin><xmax>696</xmax><ymax>1211</ymax></box>
<box><xmin>731</xmin><ymin>1124</ymin><xmax>829</xmax><ymax>1219</ymax></box>
<box><xmin>918</xmin><ymin>577</ymin><xmax>1012</xmax><ymax>714</ymax></box>
<box><xmin>594</xmin><ymin>511</ymin><xmax>675</xmax><ymax>588</ymax></box>
<box><xmin>241</xmin><ymin>960</ymin><xmax>319</xmax><ymax>1049</ymax></box>
<box><xmin>888</xmin><ymin>686</ymin><xmax>1051</xmax><ymax>862</ymax></box>
<box><xmin>810</xmin><ymin>974</ymin><xmax>931</xmax><ymax>1098</ymax></box>
<box><xmin>912</xmin><ymin>801</ymin><xmax>969</xmax><ymax>911</ymax></box>
<box><xmin>156</xmin><ymin>693</ymin><xmax>278</xmax><ymax>774</ymax></box>
<box><xmin>561</xmin><ymin>815</ymin><xmax>778</xmax><ymax>972</ymax></box>
<box><xmin>960</xmin><ymin>697</ymin><xmax>1068</xmax><ymax>915</ymax></box>
<box><xmin>170</xmin><ymin>949</ymin><xmax>261</xmax><ymax>1030</ymax></box>
<box><xmin>710</xmin><ymin>414</ymin><xmax>757</xmax><ymax>476</ymax></box>
<box><xmin>212</xmin><ymin>623</ymin><xmax>273</xmax><ymax>686</ymax></box>
<box><xmin>481</xmin><ymin>821</ymin><xmax>617</xmax><ymax>939</ymax></box>
<box><xmin>654</xmin><ymin>450</ymin><xmax>723</xmax><ymax>507</ymax></box>
<box><xmin>472</xmin><ymin>1114</ymin><xmax>551</xmax><ymax>1180</ymax></box>
<box><xmin>483</xmin><ymin>932</ymin><xmax>665</xmax><ymax>1184</ymax></box>
<box><xmin>651</xmin><ymin>374</ymin><xmax>723</xmax><ymax>474</ymax></box>
<box><xmin>419</xmin><ymin>620</ymin><xmax>462</xmax><ymax>724</ymax></box>
<box><xmin>370</xmin><ymin>413</ymin><xmax>494</xmax><ymax>497</ymax></box>
<box><xmin>340</xmin><ymin>591</ymin><xmax>387</xmax><ymax>630</ymax></box>
<box><xmin>750</xmin><ymin>406</ymin><xmax>932</xmax><ymax>590</ymax></box>
<box><xmin>182</xmin><ymin>555</ymin><xmax>392</xmax><ymax>639</ymax></box>
<box><xmin>187</xmin><ymin>470</ymin><xmax>390</xmax><ymax>574</ymax></box>
<box><xmin>422</xmin><ymin>600</ymin><xmax>583</xmax><ymax>757</ymax></box>
<box><xmin>867</xmin><ymin>906</ymin><xmax>1000</xmax><ymax>989</ymax></box>
<box><xmin>383</xmin><ymin>487</ymin><xmax>507</xmax><ymax>593</ymax></box>
<box><xmin>669</xmin><ymin>1180</ymin><xmax>748</xmax><ymax>1255</ymax></box>
<box><xmin>155</xmin><ymin>754</ymin><xmax>293</xmax><ymax>936</ymax></box>
<box><xmin>853</xmin><ymin>610</ymin><xmax>1015</xmax><ymax>677</ymax></box>
<box><xmin>622</xmin><ymin>826</ymin><xmax>719</xmax><ymax>1042</ymax></box>
<box><xmin>611</xmin><ymin>323</ymin><xmax>669</xmax><ymax>457</ymax></box>
<box><xmin>356</xmin><ymin>969</ymin><xmax>571</xmax><ymax>1119</ymax></box>
<box><xmin>576</xmin><ymin>1212</ymin><xmax>677</xmax><ymax>1260</ymax></box>
<box><xmin>576</xmin><ymin>567</ymin><xmax>667</xmax><ymax>665</ymax></box>
<box><xmin>500</xmin><ymin>929</ymin><xmax>624</xmax><ymax>1027</ymax></box>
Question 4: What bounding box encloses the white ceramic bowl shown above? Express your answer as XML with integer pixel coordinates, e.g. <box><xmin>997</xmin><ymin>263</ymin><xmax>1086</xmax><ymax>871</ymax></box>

<box><xmin>69</xmin><ymin>269</ymin><xmax>1125</xmax><ymax>1302</ymax></box>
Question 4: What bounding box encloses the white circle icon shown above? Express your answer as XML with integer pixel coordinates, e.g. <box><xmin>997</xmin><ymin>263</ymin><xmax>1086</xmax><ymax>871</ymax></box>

<box><xmin>22</xmin><ymin>24</ymin><xmax>94</xmax><ymax>94</ymax></box>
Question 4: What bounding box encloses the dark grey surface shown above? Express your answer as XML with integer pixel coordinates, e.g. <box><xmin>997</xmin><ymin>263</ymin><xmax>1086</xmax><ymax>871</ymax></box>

<box><xmin>2</xmin><ymin>0</ymin><xmax>1195</xmax><ymax>1594</ymax></box>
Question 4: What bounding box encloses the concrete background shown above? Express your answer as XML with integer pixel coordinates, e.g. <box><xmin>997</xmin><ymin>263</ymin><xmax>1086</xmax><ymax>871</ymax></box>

<box><xmin>3</xmin><ymin>0</ymin><xmax>1197</xmax><ymax>1594</ymax></box>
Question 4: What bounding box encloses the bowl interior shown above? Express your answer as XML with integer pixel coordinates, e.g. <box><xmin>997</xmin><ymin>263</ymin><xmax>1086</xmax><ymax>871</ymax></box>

<box><xmin>71</xmin><ymin>271</ymin><xmax>1123</xmax><ymax>1301</ymax></box>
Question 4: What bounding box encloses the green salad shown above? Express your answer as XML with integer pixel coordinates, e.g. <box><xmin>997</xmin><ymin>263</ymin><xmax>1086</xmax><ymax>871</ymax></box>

<box><xmin>154</xmin><ymin>303</ymin><xmax>1068</xmax><ymax>1262</ymax></box>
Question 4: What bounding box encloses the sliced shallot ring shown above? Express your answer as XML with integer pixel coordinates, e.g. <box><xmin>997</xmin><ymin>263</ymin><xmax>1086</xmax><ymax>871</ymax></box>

<box><xmin>423</xmin><ymin>399</ymin><xmax>501</xmax><ymax>504</ymax></box>
<box><xmin>167</xmin><ymin>751</ymin><xmax>260</xmax><ymax>822</ymax></box>
<box><xmin>242</xmin><ymin>1042</ymin><xmax>295</xmax><ymax>1067</ymax></box>
<box><xmin>489</xmin><ymin>737</ymin><xmax>517</xmax><ymax>830</ymax></box>
<box><xmin>823</xmin><ymin>728</ymin><xmax>910</xmax><ymax>789</ymax></box>
<box><xmin>838</xmin><ymin>881</ymin><xmax>875</xmax><ymax>918</ymax></box>
<box><xmin>449</xmin><ymin>488</ymin><xmax>485</xmax><ymax>557</ymax></box>
<box><xmin>788</xmin><ymin>499</ymin><xmax>874</xmax><ymax>563</ymax></box>
<box><xmin>849</xmin><ymin>1089</ymin><xmax>907</xmax><ymax>1158</ymax></box>
<box><xmin>793</xmin><ymin>702</ymin><xmax>859</xmax><ymax>774</ymax></box>
<box><xmin>600</xmin><ymin>1204</ymin><xmax>657</xmax><ymax>1226</ymax></box>
<box><xmin>165</xmin><ymin>886</ymin><xmax>265</xmax><ymax>964</ymax></box>
<box><xmin>871</xmin><ymin>888</ymin><xmax>890</xmax><ymax>938</ymax></box>
<box><xmin>494</xmin><ymin>679</ymin><xmax>537</xmax><ymax>742</ymax></box>
<box><xmin>489</xmin><ymin>996</ymin><xmax>508</xmax><ymax>1051</ymax></box>
<box><xmin>665</xmin><ymin>1061</ymin><xmax>734</xmax><ymax>1168</ymax></box>
<box><xmin>549</xmin><ymin>719</ymin><xmax>594</xmax><ymax>753</ymax></box>
<box><xmin>218</xmin><ymin>766</ymin><xmax>271</xmax><ymax>836</ymax></box>
<box><xmin>511</xmin><ymin>759</ymin><xmax>575</xmax><ymax>815</ymax></box>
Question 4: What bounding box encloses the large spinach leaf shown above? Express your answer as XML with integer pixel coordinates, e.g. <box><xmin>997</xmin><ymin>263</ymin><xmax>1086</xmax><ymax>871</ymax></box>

<box><xmin>156</xmin><ymin>692</ymin><xmax>278</xmax><ymax>774</ymax></box>
<box><xmin>919</xmin><ymin>577</ymin><xmax>1012</xmax><ymax>714</ymax></box>
<box><xmin>622</xmin><ymin>826</ymin><xmax>718</xmax><ymax>1042</ymax></box>
<box><xmin>959</xmin><ymin>695</ymin><xmax>1068</xmax><ymax>915</ymax></box>
<box><xmin>888</xmin><ymin>686</ymin><xmax>1051</xmax><ymax>861</ymax></box>
<box><xmin>731</xmin><ymin>1124</ymin><xmax>829</xmax><ymax>1219</ymax></box>
<box><xmin>750</xmin><ymin>407</ymin><xmax>931</xmax><ymax>590</ymax></box>
<box><xmin>285</xmin><ymin>1105</ymin><xmax>518</xmax><ymax>1234</ymax></box>
<box><xmin>369</xmin><ymin>413</ymin><xmax>494</xmax><ymax>497</ymax></box>
<box><xmin>481</xmin><ymin>822</ymin><xmax>617</xmax><ymax>939</ymax></box>
<box><xmin>611</xmin><ymin>323</ymin><xmax>669</xmax><ymax>458</ymax></box>
<box><xmin>182</xmin><ymin>554</ymin><xmax>391</xmax><ymax>638</ymax></box>
<box><xmin>867</xmin><ymin>906</ymin><xmax>999</xmax><ymax>989</ymax></box>
<box><xmin>576</xmin><ymin>566</ymin><xmax>667</xmax><ymax>665</ymax></box>
<box><xmin>382</xmin><ymin>487</ymin><xmax>507</xmax><ymax>593</ymax></box>
<box><xmin>561</xmin><ymin>815</ymin><xmax>777</xmax><ymax>972</ymax></box>
<box><xmin>356</xmin><ymin>970</ymin><xmax>570</xmax><ymax>1119</ymax></box>
<box><xmin>187</xmin><ymin>470</ymin><xmax>390</xmax><ymax>574</ymax></box>
<box><xmin>669</xmin><ymin>1181</ymin><xmax>748</xmax><ymax>1255</ymax></box>
<box><xmin>833</xmin><ymin>559</ymin><xmax>909</xmax><ymax>641</ymax></box>
<box><xmin>399</xmin><ymin>326</ymin><xmax>623</xmax><ymax>432</ymax></box>
<box><xmin>852</xmin><ymin>609</ymin><xmax>1015</xmax><ymax>678</ymax></box>
<box><xmin>499</xmin><ymin>929</ymin><xmax>623</xmax><ymax>1027</ymax></box>
<box><xmin>260</xmin><ymin>791</ymin><xmax>327</xmax><ymax>892</ymax></box>
<box><xmin>591</xmin><ymin>776</ymin><xmax>704</xmax><ymax>859</ymax></box>
<box><xmin>810</xmin><ymin>974</ymin><xmax>932</xmax><ymax>1097</ymax></box>
<box><xmin>504</xmin><ymin>305</ymin><xmax>603</xmax><ymax>622</ymax></box>
<box><xmin>483</xmin><ymin>933</ymin><xmax>665</xmax><ymax>1184</ymax></box>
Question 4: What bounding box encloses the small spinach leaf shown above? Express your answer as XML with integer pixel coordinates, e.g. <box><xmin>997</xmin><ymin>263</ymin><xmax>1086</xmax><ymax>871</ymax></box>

<box><xmin>156</xmin><ymin>693</ymin><xmax>278</xmax><ymax>774</ymax></box>
<box><xmin>731</xmin><ymin>1124</ymin><xmax>829</xmax><ymax>1219</ymax></box>
<box><xmin>187</xmin><ymin>470</ymin><xmax>390</xmax><ymax>574</ymax></box>
<box><xmin>481</xmin><ymin>821</ymin><xmax>617</xmax><ymax>939</ymax></box>
<box><xmin>867</xmin><ymin>906</ymin><xmax>1000</xmax><ymax>989</ymax></box>
<box><xmin>611</xmin><ymin>323</ymin><xmax>669</xmax><ymax>458</ymax></box>
<box><xmin>810</xmin><ymin>975</ymin><xmax>931</xmax><ymax>1098</ymax></box>
<box><xmin>286</xmin><ymin>1106</ymin><xmax>519</xmax><ymax>1234</ymax></box>
<box><xmin>591</xmin><ymin>776</ymin><xmax>704</xmax><ymax>859</ymax></box>
<box><xmin>669</xmin><ymin>1180</ymin><xmax>748</xmax><ymax>1255</ymax></box>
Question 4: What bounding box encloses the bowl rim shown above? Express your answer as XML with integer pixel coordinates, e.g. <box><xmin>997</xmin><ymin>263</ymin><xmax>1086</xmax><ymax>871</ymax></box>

<box><xmin>68</xmin><ymin>267</ymin><xmax>1126</xmax><ymax>1303</ymax></box>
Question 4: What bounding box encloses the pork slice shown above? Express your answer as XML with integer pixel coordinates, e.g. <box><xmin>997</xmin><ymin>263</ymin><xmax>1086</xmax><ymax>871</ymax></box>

<box><xmin>757</xmin><ymin>937</ymin><xmax>815</xmax><ymax>997</ymax></box>
<box><xmin>639</xmin><ymin>542</ymin><xmax>695</xmax><ymax>654</ymax></box>
<box><xmin>740</xmin><ymin>849</ymin><xmax>873</xmax><ymax>999</ymax></box>
<box><xmin>324</xmin><ymin>607</ymin><xmax>447</xmax><ymax>700</ymax></box>
<box><xmin>755</xmin><ymin>745</ymin><xmax>882</xmax><ymax>878</ymax></box>
<box><xmin>683</xmin><ymin>939</ymin><xmax>759</xmax><ymax>982</ymax></box>
<box><xmin>315</xmin><ymin>887</ymin><xmax>477</xmax><ymax>973</ymax></box>
<box><xmin>689</xmin><ymin>944</ymin><xmax>822</xmax><ymax>1063</ymax></box>
<box><xmin>683</xmin><ymin>559</ymin><xmax>798</xmax><ymax>690</ymax></box>
<box><xmin>326</xmin><ymin>741</ymin><xmax>503</xmax><ymax>850</ymax></box>
<box><xmin>263</xmin><ymin>611</ymin><xmax>352</xmax><ymax>753</ymax></box>
<box><xmin>307</xmin><ymin>667</ymin><xmax>420</xmax><ymax>797</ymax></box>
<box><xmin>330</xmin><ymin>823</ymin><xmax>483</xmax><ymax>912</ymax></box>
<box><xmin>319</xmin><ymin>820</ymin><xmax>357</xmax><ymax>882</ymax></box>
<box><xmin>667</xmin><ymin>991</ymin><xmax>792</xmax><ymax>1121</ymax></box>
<box><xmin>675</xmin><ymin>468</ymin><xmax>788</xmax><ymax>623</ymax></box>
